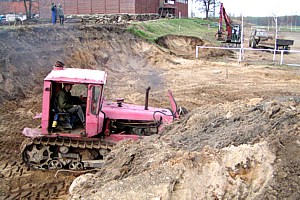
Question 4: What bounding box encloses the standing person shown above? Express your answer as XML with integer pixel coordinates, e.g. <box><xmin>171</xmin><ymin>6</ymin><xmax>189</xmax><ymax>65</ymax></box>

<box><xmin>51</xmin><ymin>2</ymin><xmax>57</xmax><ymax>25</ymax></box>
<box><xmin>57</xmin><ymin>4</ymin><xmax>64</xmax><ymax>25</ymax></box>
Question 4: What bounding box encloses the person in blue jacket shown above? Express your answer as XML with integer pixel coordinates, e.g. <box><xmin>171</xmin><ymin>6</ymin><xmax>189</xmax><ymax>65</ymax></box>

<box><xmin>51</xmin><ymin>2</ymin><xmax>57</xmax><ymax>25</ymax></box>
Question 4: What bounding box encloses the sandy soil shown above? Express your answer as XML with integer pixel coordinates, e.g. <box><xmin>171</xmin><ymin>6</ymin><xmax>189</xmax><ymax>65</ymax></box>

<box><xmin>0</xmin><ymin>23</ymin><xmax>299</xmax><ymax>199</ymax></box>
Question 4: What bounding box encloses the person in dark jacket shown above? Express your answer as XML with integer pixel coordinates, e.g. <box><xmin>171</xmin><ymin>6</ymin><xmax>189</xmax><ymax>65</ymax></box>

<box><xmin>51</xmin><ymin>2</ymin><xmax>57</xmax><ymax>25</ymax></box>
<box><xmin>57</xmin><ymin>3</ymin><xmax>64</xmax><ymax>25</ymax></box>
<box><xmin>55</xmin><ymin>83</ymin><xmax>85</xmax><ymax>128</ymax></box>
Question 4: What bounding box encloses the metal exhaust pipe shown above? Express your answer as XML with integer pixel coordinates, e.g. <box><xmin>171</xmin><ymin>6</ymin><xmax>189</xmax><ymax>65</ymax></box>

<box><xmin>145</xmin><ymin>87</ymin><xmax>151</xmax><ymax>110</ymax></box>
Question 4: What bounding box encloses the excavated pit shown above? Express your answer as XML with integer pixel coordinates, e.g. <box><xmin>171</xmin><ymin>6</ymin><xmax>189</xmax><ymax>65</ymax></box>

<box><xmin>0</xmin><ymin>24</ymin><xmax>299</xmax><ymax>199</ymax></box>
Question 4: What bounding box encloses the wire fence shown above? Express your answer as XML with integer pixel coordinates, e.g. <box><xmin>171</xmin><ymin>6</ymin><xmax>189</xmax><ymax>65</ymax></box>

<box><xmin>195</xmin><ymin>46</ymin><xmax>300</xmax><ymax>66</ymax></box>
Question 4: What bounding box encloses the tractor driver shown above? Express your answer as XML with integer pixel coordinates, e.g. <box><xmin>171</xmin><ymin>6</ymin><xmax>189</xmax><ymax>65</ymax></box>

<box><xmin>55</xmin><ymin>83</ymin><xmax>86</xmax><ymax>128</ymax></box>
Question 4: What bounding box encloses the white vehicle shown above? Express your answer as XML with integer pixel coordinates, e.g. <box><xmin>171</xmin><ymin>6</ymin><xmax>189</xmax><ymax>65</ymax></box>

<box><xmin>5</xmin><ymin>14</ymin><xmax>27</xmax><ymax>22</ymax></box>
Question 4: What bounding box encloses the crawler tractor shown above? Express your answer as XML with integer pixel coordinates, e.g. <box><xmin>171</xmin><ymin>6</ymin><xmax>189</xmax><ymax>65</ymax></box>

<box><xmin>21</xmin><ymin>62</ymin><xmax>184</xmax><ymax>170</ymax></box>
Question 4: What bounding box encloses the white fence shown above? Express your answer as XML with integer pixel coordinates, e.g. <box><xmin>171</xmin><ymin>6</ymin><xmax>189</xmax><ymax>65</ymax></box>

<box><xmin>251</xmin><ymin>26</ymin><xmax>300</xmax><ymax>32</ymax></box>
<box><xmin>195</xmin><ymin>46</ymin><xmax>300</xmax><ymax>66</ymax></box>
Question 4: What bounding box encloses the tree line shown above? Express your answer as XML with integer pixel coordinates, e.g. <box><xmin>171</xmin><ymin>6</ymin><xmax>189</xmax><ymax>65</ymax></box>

<box><xmin>242</xmin><ymin>16</ymin><xmax>300</xmax><ymax>27</ymax></box>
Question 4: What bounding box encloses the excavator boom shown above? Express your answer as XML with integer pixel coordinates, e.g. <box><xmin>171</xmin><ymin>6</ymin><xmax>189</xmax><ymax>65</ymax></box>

<box><xmin>216</xmin><ymin>3</ymin><xmax>241</xmax><ymax>44</ymax></box>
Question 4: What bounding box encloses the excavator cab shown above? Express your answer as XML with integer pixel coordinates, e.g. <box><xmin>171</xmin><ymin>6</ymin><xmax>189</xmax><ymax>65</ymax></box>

<box><xmin>229</xmin><ymin>24</ymin><xmax>241</xmax><ymax>43</ymax></box>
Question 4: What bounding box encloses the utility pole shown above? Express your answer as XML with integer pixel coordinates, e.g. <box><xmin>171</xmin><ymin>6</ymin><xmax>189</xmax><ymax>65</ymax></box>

<box><xmin>273</xmin><ymin>15</ymin><xmax>278</xmax><ymax>64</ymax></box>
<box><xmin>239</xmin><ymin>14</ymin><xmax>244</xmax><ymax>63</ymax></box>
<box><xmin>213</xmin><ymin>0</ymin><xmax>216</xmax><ymax>18</ymax></box>
<box><xmin>295</xmin><ymin>13</ymin><xmax>298</xmax><ymax>30</ymax></box>
<box><xmin>291</xmin><ymin>16</ymin><xmax>293</xmax><ymax>32</ymax></box>
<box><xmin>286</xmin><ymin>15</ymin><xmax>288</xmax><ymax>30</ymax></box>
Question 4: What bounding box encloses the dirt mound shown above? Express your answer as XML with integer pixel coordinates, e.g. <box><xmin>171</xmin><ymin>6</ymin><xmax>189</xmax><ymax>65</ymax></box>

<box><xmin>156</xmin><ymin>35</ymin><xmax>232</xmax><ymax>59</ymax></box>
<box><xmin>156</xmin><ymin>35</ymin><xmax>204</xmax><ymax>58</ymax></box>
<box><xmin>69</xmin><ymin>98</ymin><xmax>300</xmax><ymax>199</ymax></box>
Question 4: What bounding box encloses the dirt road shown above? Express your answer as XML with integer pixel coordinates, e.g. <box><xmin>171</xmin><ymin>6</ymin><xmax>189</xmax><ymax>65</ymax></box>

<box><xmin>0</xmin><ymin>24</ymin><xmax>299</xmax><ymax>199</ymax></box>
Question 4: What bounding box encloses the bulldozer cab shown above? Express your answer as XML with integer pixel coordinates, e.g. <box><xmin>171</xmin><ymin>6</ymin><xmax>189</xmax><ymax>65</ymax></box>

<box><xmin>41</xmin><ymin>67</ymin><xmax>107</xmax><ymax>137</ymax></box>
<box><xmin>44</xmin><ymin>81</ymin><xmax>105</xmax><ymax>137</ymax></box>
<box><xmin>50</xmin><ymin>82</ymin><xmax>87</xmax><ymax>130</ymax></box>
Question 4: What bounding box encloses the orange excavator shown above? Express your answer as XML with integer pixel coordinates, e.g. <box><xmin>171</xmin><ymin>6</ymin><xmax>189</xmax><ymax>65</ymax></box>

<box><xmin>215</xmin><ymin>3</ymin><xmax>241</xmax><ymax>45</ymax></box>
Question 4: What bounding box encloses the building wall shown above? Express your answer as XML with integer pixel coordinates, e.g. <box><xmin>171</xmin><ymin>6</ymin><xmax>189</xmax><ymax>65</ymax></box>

<box><xmin>135</xmin><ymin>0</ymin><xmax>159</xmax><ymax>14</ymax></box>
<box><xmin>156</xmin><ymin>0</ymin><xmax>188</xmax><ymax>18</ymax></box>
<box><xmin>38</xmin><ymin>0</ymin><xmax>136</xmax><ymax>17</ymax></box>
<box><xmin>0</xmin><ymin>2</ymin><xmax>39</xmax><ymax>15</ymax></box>
<box><xmin>78</xmin><ymin>0</ymin><xmax>91</xmax><ymax>14</ymax></box>
<box><xmin>38</xmin><ymin>0</ymin><xmax>53</xmax><ymax>18</ymax></box>
<box><xmin>120</xmin><ymin>0</ymin><xmax>135</xmax><ymax>13</ymax></box>
<box><xmin>106</xmin><ymin>0</ymin><xmax>119</xmax><ymax>14</ymax></box>
<box><xmin>175</xmin><ymin>1</ymin><xmax>188</xmax><ymax>18</ymax></box>
<box><xmin>1</xmin><ymin>0</ymin><xmax>188</xmax><ymax>18</ymax></box>
<box><xmin>92</xmin><ymin>0</ymin><xmax>105</xmax><ymax>14</ymax></box>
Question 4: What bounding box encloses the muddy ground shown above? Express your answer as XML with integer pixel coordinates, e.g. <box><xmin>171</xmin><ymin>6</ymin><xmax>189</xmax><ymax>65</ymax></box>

<box><xmin>0</xmin><ymin>23</ymin><xmax>299</xmax><ymax>199</ymax></box>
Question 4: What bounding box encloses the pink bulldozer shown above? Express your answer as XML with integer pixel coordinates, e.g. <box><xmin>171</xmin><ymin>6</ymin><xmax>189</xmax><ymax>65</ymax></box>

<box><xmin>21</xmin><ymin>61</ymin><xmax>187</xmax><ymax>170</ymax></box>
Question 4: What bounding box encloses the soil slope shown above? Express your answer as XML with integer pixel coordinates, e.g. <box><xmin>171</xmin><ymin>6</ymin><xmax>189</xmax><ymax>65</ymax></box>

<box><xmin>70</xmin><ymin>97</ymin><xmax>300</xmax><ymax>199</ymax></box>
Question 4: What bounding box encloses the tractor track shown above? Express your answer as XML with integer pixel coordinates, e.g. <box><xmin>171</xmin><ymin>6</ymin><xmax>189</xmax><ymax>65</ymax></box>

<box><xmin>0</xmin><ymin>160</ymin><xmax>73</xmax><ymax>199</ymax></box>
<box><xmin>0</xmin><ymin>100</ymin><xmax>76</xmax><ymax>199</ymax></box>
<box><xmin>2</xmin><ymin>179</ymin><xmax>69</xmax><ymax>200</ymax></box>
<box><xmin>0</xmin><ymin>98</ymin><xmax>114</xmax><ymax>199</ymax></box>
<box><xmin>0</xmin><ymin>104</ymin><xmax>140</xmax><ymax>199</ymax></box>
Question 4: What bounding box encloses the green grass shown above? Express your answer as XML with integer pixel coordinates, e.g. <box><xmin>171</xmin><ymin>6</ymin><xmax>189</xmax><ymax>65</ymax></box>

<box><xmin>127</xmin><ymin>18</ymin><xmax>218</xmax><ymax>44</ymax></box>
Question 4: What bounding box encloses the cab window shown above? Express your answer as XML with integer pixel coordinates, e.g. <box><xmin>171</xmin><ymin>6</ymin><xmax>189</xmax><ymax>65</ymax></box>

<box><xmin>91</xmin><ymin>85</ymin><xmax>101</xmax><ymax>115</ymax></box>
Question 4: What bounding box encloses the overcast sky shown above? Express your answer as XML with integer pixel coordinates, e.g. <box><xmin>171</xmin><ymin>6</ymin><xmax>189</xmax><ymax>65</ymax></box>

<box><xmin>189</xmin><ymin>0</ymin><xmax>300</xmax><ymax>17</ymax></box>
<box><xmin>220</xmin><ymin>0</ymin><xmax>299</xmax><ymax>17</ymax></box>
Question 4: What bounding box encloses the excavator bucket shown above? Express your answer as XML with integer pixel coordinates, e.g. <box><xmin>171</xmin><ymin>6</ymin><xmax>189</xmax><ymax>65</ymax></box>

<box><xmin>215</xmin><ymin>31</ymin><xmax>225</xmax><ymax>41</ymax></box>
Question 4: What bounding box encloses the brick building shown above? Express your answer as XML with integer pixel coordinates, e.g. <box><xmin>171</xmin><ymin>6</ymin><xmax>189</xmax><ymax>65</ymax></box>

<box><xmin>0</xmin><ymin>0</ymin><xmax>188</xmax><ymax>19</ymax></box>
<box><xmin>0</xmin><ymin>1</ymin><xmax>38</xmax><ymax>15</ymax></box>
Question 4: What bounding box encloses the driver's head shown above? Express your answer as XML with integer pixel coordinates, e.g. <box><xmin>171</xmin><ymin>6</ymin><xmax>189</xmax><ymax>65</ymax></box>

<box><xmin>63</xmin><ymin>83</ymin><xmax>73</xmax><ymax>92</ymax></box>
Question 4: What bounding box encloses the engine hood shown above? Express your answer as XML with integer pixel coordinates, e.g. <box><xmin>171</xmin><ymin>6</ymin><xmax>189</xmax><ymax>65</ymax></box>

<box><xmin>101</xmin><ymin>100</ymin><xmax>174</xmax><ymax>123</ymax></box>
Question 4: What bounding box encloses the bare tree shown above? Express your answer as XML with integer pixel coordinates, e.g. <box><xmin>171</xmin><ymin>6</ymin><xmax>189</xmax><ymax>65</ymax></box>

<box><xmin>195</xmin><ymin>0</ymin><xmax>220</xmax><ymax>19</ymax></box>
<box><xmin>23</xmin><ymin>0</ymin><xmax>33</xmax><ymax>21</ymax></box>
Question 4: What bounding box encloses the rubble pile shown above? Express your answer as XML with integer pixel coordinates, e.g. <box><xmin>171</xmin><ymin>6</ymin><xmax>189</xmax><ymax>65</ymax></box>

<box><xmin>66</xmin><ymin>13</ymin><xmax>160</xmax><ymax>25</ymax></box>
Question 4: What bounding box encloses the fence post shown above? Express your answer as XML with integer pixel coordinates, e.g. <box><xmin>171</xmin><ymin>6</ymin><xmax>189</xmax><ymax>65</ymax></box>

<box><xmin>238</xmin><ymin>48</ymin><xmax>242</xmax><ymax>63</ymax></box>
<box><xmin>196</xmin><ymin>46</ymin><xmax>199</xmax><ymax>59</ymax></box>
<box><xmin>272</xmin><ymin>15</ymin><xmax>278</xmax><ymax>64</ymax></box>
<box><xmin>280</xmin><ymin>50</ymin><xmax>284</xmax><ymax>65</ymax></box>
